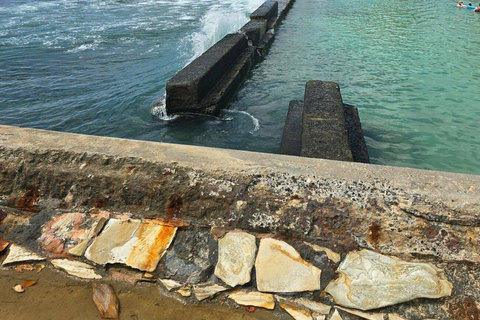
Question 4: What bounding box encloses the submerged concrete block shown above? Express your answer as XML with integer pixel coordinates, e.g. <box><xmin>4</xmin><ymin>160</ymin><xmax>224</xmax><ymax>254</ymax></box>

<box><xmin>250</xmin><ymin>1</ymin><xmax>278</xmax><ymax>24</ymax></box>
<box><xmin>166</xmin><ymin>33</ymin><xmax>247</xmax><ymax>114</ymax></box>
<box><xmin>344</xmin><ymin>104</ymin><xmax>370</xmax><ymax>163</ymax></box>
<box><xmin>300</xmin><ymin>81</ymin><xmax>353</xmax><ymax>161</ymax></box>
<box><xmin>280</xmin><ymin>100</ymin><xmax>304</xmax><ymax>156</ymax></box>
<box><xmin>241</xmin><ymin>20</ymin><xmax>268</xmax><ymax>46</ymax></box>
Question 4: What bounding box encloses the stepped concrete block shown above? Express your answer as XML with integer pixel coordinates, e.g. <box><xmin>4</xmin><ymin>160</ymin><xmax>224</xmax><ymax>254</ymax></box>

<box><xmin>214</xmin><ymin>231</ymin><xmax>257</xmax><ymax>287</ymax></box>
<box><xmin>166</xmin><ymin>33</ymin><xmax>247</xmax><ymax>114</ymax></box>
<box><xmin>202</xmin><ymin>46</ymin><xmax>256</xmax><ymax>115</ymax></box>
<box><xmin>250</xmin><ymin>1</ymin><xmax>278</xmax><ymax>24</ymax></box>
<box><xmin>344</xmin><ymin>104</ymin><xmax>370</xmax><ymax>163</ymax></box>
<box><xmin>280</xmin><ymin>100</ymin><xmax>304</xmax><ymax>156</ymax></box>
<box><xmin>255</xmin><ymin>238</ymin><xmax>321</xmax><ymax>293</ymax></box>
<box><xmin>300</xmin><ymin>81</ymin><xmax>353</xmax><ymax>161</ymax></box>
<box><xmin>241</xmin><ymin>20</ymin><xmax>268</xmax><ymax>46</ymax></box>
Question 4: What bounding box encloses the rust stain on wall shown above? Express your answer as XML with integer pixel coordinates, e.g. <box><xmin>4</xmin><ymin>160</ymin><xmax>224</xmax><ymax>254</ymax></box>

<box><xmin>16</xmin><ymin>188</ymin><xmax>40</xmax><ymax>213</ymax></box>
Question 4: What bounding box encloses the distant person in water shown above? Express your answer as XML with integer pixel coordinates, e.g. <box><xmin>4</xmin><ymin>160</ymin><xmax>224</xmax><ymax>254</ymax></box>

<box><xmin>457</xmin><ymin>1</ymin><xmax>466</xmax><ymax>7</ymax></box>
<box><xmin>474</xmin><ymin>3</ymin><xmax>480</xmax><ymax>11</ymax></box>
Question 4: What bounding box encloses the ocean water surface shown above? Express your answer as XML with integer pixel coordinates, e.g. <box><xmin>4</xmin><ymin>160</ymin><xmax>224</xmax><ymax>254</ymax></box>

<box><xmin>1</xmin><ymin>0</ymin><xmax>479</xmax><ymax>174</ymax></box>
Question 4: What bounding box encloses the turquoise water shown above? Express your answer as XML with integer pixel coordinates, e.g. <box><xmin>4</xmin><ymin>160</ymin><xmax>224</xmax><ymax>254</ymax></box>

<box><xmin>1</xmin><ymin>0</ymin><xmax>479</xmax><ymax>174</ymax></box>
<box><xmin>230</xmin><ymin>0</ymin><xmax>480</xmax><ymax>174</ymax></box>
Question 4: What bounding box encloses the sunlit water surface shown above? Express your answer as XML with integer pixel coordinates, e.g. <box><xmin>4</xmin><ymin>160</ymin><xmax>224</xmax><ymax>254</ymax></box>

<box><xmin>1</xmin><ymin>0</ymin><xmax>479</xmax><ymax>174</ymax></box>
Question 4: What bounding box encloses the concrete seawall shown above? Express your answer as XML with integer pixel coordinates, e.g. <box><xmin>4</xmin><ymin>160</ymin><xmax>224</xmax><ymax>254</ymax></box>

<box><xmin>164</xmin><ymin>0</ymin><xmax>296</xmax><ymax>115</ymax></box>
<box><xmin>1</xmin><ymin>125</ymin><xmax>480</xmax><ymax>319</ymax></box>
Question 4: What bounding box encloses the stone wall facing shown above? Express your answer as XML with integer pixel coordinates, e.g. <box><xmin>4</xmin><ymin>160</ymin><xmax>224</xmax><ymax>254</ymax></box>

<box><xmin>1</xmin><ymin>125</ymin><xmax>480</xmax><ymax>319</ymax></box>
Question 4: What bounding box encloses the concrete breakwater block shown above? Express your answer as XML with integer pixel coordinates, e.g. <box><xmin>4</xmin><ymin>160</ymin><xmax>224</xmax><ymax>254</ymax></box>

<box><xmin>166</xmin><ymin>33</ymin><xmax>247</xmax><ymax>114</ymax></box>
<box><xmin>250</xmin><ymin>1</ymin><xmax>278</xmax><ymax>25</ymax></box>
<box><xmin>280</xmin><ymin>81</ymin><xmax>369</xmax><ymax>163</ymax></box>
<box><xmin>240</xmin><ymin>20</ymin><xmax>268</xmax><ymax>46</ymax></box>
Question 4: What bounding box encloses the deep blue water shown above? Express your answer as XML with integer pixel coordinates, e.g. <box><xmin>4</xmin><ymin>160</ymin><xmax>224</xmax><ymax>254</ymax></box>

<box><xmin>1</xmin><ymin>0</ymin><xmax>479</xmax><ymax>174</ymax></box>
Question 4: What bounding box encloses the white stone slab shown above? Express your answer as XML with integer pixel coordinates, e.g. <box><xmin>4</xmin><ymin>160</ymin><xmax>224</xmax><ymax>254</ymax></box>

<box><xmin>325</xmin><ymin>249</ymin><xmax>453</xmax><ymax>310</ymax></box>
<box><xmin>214</xmin><ymin>232</ymin><xmax>256</xmax><ymax>287</ymax></box>
<box><xmin>85</xmin><ymin>219</ymin><xmax>177</xmax><ymax>272</ymax></box>
<box><xmin>255</xmin><ymin>238</ymin><xmax>321</xmax><ymax>292</ymax></box>
<box><xmin>51</xmin><ymin>259</ymin><xmax>102</xmax><ymax>279</ymax></box>
<box><xmin>2</xmin><ymin>244</ymin><xmax>45</xmax><ymax>266</ymax></box>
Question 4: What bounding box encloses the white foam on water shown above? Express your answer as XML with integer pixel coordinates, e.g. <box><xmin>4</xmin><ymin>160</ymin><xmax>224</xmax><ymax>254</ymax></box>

<box><xmin>224</xmin><ymin>110</ymin><xmax>260</xmax><ymax>134</ymax></box>
<box><xmin>181</xmin><ymin>0</ymin><xmax>264</xmax><ymax>64</ymax></box>
<box><xmin>151</xmin><ymin>94</ymin><xmax>179</xmax><ymax>121</ymax></box>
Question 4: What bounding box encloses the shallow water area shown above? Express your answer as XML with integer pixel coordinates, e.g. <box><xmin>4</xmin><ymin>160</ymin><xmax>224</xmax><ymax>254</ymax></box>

<box><xmin>1</xmin><ymin>0</ymin><xmax>479</xmax><ymax>175</ymax></box>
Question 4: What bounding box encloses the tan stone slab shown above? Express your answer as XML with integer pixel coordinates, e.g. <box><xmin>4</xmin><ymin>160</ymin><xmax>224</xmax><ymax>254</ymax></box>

<box><xmin>279</xmin><ymin>301</ymin><xmax>313</xmax><ymax>320</ymax></box>
<box><xmin>325</xmin><ymin>249</ymin><xmax>453</xmax><ymax>310</ymax></box>
<box><xmin>193</xmin><ymin>283</ymin><xmax>228</xmax><ymax>301</ymax></box>
<box><xmin>176</xmin><ymin>286</ymin><xmax>191</xmax><ymax>297</ymax></box>
<box><xmin>336</xmin><ymin>306</ymin><xmax>384</xmax><ymax>320</ymax></box>
<box><xmin>214</xmin><ymin>231</ymin><xmax>257</xmax><ymax>287</ymax></box>
<box><xmin>2</xmin><ymin>244</ymin><xmax>45</xmax><ymax>266</ymax></box>
<box><xmin>255</xmin><ymin>238</ymin><xmax>321</xmax><ymax>292</ymax></box>
<box><xmin>330</xmin><ymin>309</ymin><xmax>343</xmax><ymax>320</ymax></box>
<box><xmin>50</xmin><ymin>259</ymin><xmax>102</xmax><ymax>279</ymax></box>
<box><xmin>388</xmin><ymin>315</ymin><xmax>408</xmax><ymax>320</ymax></box>
<box><xmin>228</xmin><ymin>291</ymin><xmax>275</xmax><ymax>310</ymax></box>
<box><xmin>294</xmin><ymin>298</ymin><xmax>331</xmax><ymax>315</ymax></box>
<box><xmin>159</xmin><ymin>279</ymin><xmax>182</xmax><ymax>291</ymax></box>
<box><xmin>85</xmin><ymin>218</ymin><xmax>177</xmax><ymax>272</ymax></box>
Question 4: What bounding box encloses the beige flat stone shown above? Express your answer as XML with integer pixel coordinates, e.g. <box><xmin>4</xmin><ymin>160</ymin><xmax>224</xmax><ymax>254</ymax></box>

<box><xmin>330</xmin><ymin>309</ymin><xmax>343</xmax><ymax>320</ymax></box>
<box><xmin>2</xmin><ymin>244</ymin><xmax>45</xmax><ymax>266</ymax></box>
<box><xmin>304</xmin><ymin>242</ymin><xmax>341</xmax><ymax>263</ymax></box>
<box><xmin>68</xmin><ymin>217</ymin><xmax>108</xmax><ymax>257</ymax></box>
<box><xmin>325</xmin><ymin>249</ymin><xmax>453</xmax><ymax>310</ymax></box>
<box><xmin>50</xmin><ymin>259</ymin><xmax>102</xmax><ymax>279</ymax></box>
<box><xmin>279</xmin><ymin>301</ymin><xmax>313</xmax><ymax>320</ymax></box>
<box><xmin>389</xmin><ymin>315</ymin><xmax>408</xmax><ymax>320</ymax></box>
<box><xmin>176</xmin><ymin>286</ymin><xmax>191</xmax><ymax>297</ymax></box>
<box><xmin>255</xmin><ymin>238</ymin><xmax>321</xmax><ymax>292</ymax></box>
<box><xmin>336</xmin><ymin>306</ymin><xmax>384</xmax><ymax>320</ymax></box>
<box><xmin>159</xmin><ymin>279</ymin><xmax>182</xmax><ymax>291</ymax></box>
<box><xmin>313</xmin><ymin>314</ymin><xmax>326</xmax><ymax>320</ymax></box>
<box><xmin>85</xmin><ymin>218</ymin><xmax>177</xmax><ymax>272</ymax></box>
<box><xmin>294</xmin><ymin>298</ymin><xmax>331</xmax><ymax>315</ymax></box>
<box><xmin>214</xmin><ymin>231</ymin><xmax>256</xmax><ymax>287</ymax></box>
<box><xmin>193</xmin><ymin>283</ymin><xmax>228</xmax><ymax>301</ymax></box>
<box><xmin>228</xmin><ymin>291</ymin><xmax>275</xmax><ymax>310</ymax></box>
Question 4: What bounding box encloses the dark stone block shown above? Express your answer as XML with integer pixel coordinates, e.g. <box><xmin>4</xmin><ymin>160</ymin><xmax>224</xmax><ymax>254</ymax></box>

<box><xmin>166</xmin><ymin>33</ymin><xmax>247</xmax><ymax>114</ymax></box>
<box><xmin>300</xmin><ymin>81</ymin><xmax>353</xmax><ymax>161</ymax></box>
<box><xmin>344</xmin><ymin>104</ymin><xmax>370</xmax><ymax>163</ymax></box>
<box><xmin>159</xmin><ymin>228</ymin><xmax>217</xmax><ymax>284</ymax></box>
<box><xmin>250</xmin><ymin>1</ymin><xmax>278</xmax><ymax>23</ymax></box>
<box><xmin>280</xmin><ymin>100</ymin><xmax>304</xmax><ymax>156</ymax></box>
<box><xmin>240</xmin><ymin>20</ymin><xmax>268</xmax><ymax>46</ymax></box>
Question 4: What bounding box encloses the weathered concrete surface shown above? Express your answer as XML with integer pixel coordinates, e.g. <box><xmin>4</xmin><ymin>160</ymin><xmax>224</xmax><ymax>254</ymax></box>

<box><xmin>1</xmin><ymin>125</ymin><xmax>480</xmax><ymax>265</ymax></box>
<box><xmin>279</xmin><ymin>100</ymin><xmax>304</xmax><ymax>156</ymax></box>
<box><xmin>301</xmin><ymin>81</ymin><xmax>353</xmax><ymax>161</ymax></box>
<box><xmin>1</xmin><ymin>126</ymin><xmax>480</xmax><ymax>319</ymax></box>
<box><xmin>165</xmin><ymin>33</ymin><xmax>247</xmax><ymax>114</ymax></box>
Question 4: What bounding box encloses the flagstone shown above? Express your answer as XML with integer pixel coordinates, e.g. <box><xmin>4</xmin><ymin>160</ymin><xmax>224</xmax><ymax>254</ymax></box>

<box><xmin>255</xmin><ymin>238</ymin><xmax>321</xmax><ymax>292</ymax></box>
<box><xmin>51</xmin><ymin>259</ymin><xmax>102</xmax><ymax>279</ymax></box>
<box><xmin>228</xmin><ymin>291</ymin><xmax>275</xmax><ymax>310</ymax></box>
<box><xmin>2</xmin><ymin>244</ymin><xmax>45</xmax><ymax>266</ymax></box>
<box><xmin>85</xmin><ymin>218</ymin><xmax>177</xmax><ymax>272</ymax></box>
<box><xmin>214</xmin><ymin>231</ymin><xmax>256</xmax><ymax>287</ymax></box>
<box><xmin>325</xmin><ymin>249</ymin><xmax>453</xmax><ymax>310</ymax></box>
